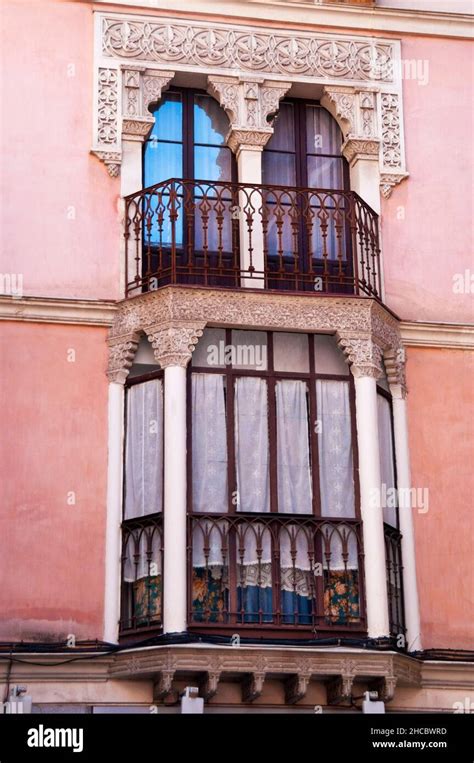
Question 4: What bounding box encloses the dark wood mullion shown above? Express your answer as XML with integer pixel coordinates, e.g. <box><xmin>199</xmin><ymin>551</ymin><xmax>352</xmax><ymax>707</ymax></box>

<box><xmin>266</xmin><ymin>333</ymin><xmax>281</xmax><ymax>624</ymax></box>
<box><xmin>308</xmin><ymin>337</ymin><xmax>325</xmax><ymax>627</ymax></box>
<box><xmin>225</xmin><ymin>329</ymin><xmax>238</xmax><ymax>622</ymax></box>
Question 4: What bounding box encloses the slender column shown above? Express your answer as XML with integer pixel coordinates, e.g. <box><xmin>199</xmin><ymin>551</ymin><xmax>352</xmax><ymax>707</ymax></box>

<box><xmin>339</xmin><ymin>336</ymin><xmax>390</xmax><ymax>638</ymax></box>
<box><xmin>389</xmin><ymin>377</ymin><xmax>422</xmax><ymax>651</ymax></box>
<box><xmin>146</xmin><ymin>323</ymin><xmax>205</xmax><ymax>634</ymax></box>
<box><xmin>235</xmin><ymin>144</ymin><xmax>266</xmax><ymax>287</ymax></box>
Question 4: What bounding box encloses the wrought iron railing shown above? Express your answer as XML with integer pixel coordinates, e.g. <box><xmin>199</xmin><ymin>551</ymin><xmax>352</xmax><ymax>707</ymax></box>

<box><xmin>187</xmin><ymin>514</ymin><xmax>366</xmax><ymax>635</ymax></box>
<box><xmin>384</xmin><ymin>523</ymin><xmax>406</xmax><ymax>639</ymax></box>
<box><xmin>120</xmin><ymin>514</ymin><xmax>163</xmax><ymax>634</ymax></box>
<box><xmin>124</xmin><ymin>178</ymin><xmax>381</xmax><ymax>299</ymax></box>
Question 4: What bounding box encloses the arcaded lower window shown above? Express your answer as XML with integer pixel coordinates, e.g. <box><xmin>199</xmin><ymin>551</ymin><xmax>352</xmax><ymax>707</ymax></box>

<box><xmin>189</xmin><ymin>329</ymin><xmax>363</xmax><ymax>630</ymax></box>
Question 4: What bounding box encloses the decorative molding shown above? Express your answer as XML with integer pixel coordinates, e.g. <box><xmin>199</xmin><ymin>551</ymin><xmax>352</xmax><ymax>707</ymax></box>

<box><xmin>91</xmin><ymin>149</ymin><xmax>122</xmax><ymax>177</ymax></box>
<box><xmin>384</xmin><ymin>347</ymin><xmax>407</xmax><ymax>396</ymax></box>
<box><xmin>400</xmin><ymin>320</ymin><xmax>474</xmax><ymax>350</ymax></box>
<box><xmin>0</xmin><ymin>296</ymin><xmax>118</xmax><ymax>327</ymax></box>
<box><xmin>342</xmin><ymin>137</ymin><xmax>380</xmax><ymax>164</ymax></box>
<box><xmin>107</xmin><ymin>333</ymin><xmax>140</xmax><ymax>383</ymax></box>
<box><xmin>121</xmin><ymin>67</ymin><xmax>174</xmax><ymax>142</ymax></box>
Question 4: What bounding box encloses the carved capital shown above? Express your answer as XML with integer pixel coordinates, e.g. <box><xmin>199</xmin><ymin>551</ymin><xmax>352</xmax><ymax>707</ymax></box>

<box><xmin>122</xmin><ymin>117</ymin><xmax>154</xmax><ymax>141</ymax></box>
<box><xmin>145</xmin><ymin>322</ymin><xmax>206</xmax><ymax>368</ymax></box>
<box><xmin>338</xmin><ymin>335</ymin><xmax>384</xmax><ymax>379</ymax></box>
<box><xmin>384</xmin><ymin>347</ymin><xmax>407</xmax><ymax>396</ymax></box>
<box><xmin>342</xmin><ymin>137</ymin><xmax>380</xmax><ymax>165</ymax></box>
<box><xmin>242</xmin><ymin>672</ymin><xmax>265</xmax><ymax>703</ymax></box>
<box><xmin>321</xmin><ymin>85</ymin><xmax>356</xmax><ymax>136</ymax></box>
<box><xmin>208</xmin><ymin>75</ymin><xmax>290</xmax><ymax>153</ymax></box>
<box><xmin>285</xmin><ymin>674</ymin><xmax>310</xmax><ymax>705</ymax></box>
<box><xmin>107</xmin><ymin>333</ymin><xmax>140</xmax><ymax>383</ymax></box>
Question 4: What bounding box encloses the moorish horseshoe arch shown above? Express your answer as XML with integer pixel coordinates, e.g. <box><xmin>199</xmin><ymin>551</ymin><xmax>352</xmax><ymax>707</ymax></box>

<box><xmin>91</xmin><ymin>12</ymin><xmax>409</xmax><ymax>200</ymax></box>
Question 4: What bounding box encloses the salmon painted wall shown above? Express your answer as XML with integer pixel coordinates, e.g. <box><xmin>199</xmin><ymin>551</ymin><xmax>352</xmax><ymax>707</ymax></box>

<box><xmin>381</xmin><ymin>35</ymin><xmax>474</xmax><ymax>324</ymax></box>
<box><xmin>0</xmin><ymin>0</ymin><xmax>121</xmax><ymax>300</ymax></box>
<box><xmin>407</xmin><ymin>347</ymin><xmax>474</xmax><ymax>649</ymax></box>
<box><xmin>0</xmin><ymin>322</ymin><xmax>109</xmax><ymax>641</ymax></box>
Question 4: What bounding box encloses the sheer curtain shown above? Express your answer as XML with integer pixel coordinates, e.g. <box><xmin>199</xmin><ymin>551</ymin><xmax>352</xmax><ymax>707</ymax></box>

<box><xmin>317</xmin><ymin>380</ymin><xmax>355</xmax><ymax>519</ymax></box>
<box><xmin>124</xmin><ymin>380</ymin><xmax>163</xmax><ymax>519</ymax></box>
<box><xmin>192</xmin><ymin>373</ymin><xmax>228</xmax><ymax>514</ymax></box>
<box><xmin>377</xmin><ymin>394</ymin><xmax>397</xmax><ymax>527</ymax></box>
<box><xmin>234</xmin><ymin>377</ymin><xmax>270</xmax><ymax>514</ymax></box>
<box><xmin>276</xmin><ymin>379</ymin><xmax>312</xmax><ymax>514</ymax></box>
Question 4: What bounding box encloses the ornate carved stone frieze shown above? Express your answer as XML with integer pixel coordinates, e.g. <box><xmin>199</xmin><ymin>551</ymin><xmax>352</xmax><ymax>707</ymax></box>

<box><xmin>93</xmin><ymin>13</ymin><xmax>408</xmax><ymax>193</ymax></box>
<box><xmin>107</xmin><ymin>287</ymin><xmax>403</xmax><ymax>382</ymax></box>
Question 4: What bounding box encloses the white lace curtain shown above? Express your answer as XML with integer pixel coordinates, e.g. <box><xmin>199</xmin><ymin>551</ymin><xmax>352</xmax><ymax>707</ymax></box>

<box><xmin>234</xmin><ymin>377</ymin><xmax>271</xmax><ymax>514</ymax></box>
<box><xmin>377</xmin><ymin>393</ymin><xmax>397</xmax><ymax>527</ymax></box>
<box><xmin>276</xmin><ymin>380</ymin><xmax>313</xmax><ymax>514</ymax></box>
<box><xmin>124</xmin><ymin>380</ymin><xmax>163</xmax><ymax>519</ymax></box>
<box><xmin>192</xmin><ymin>373</ymin><xmax>228</xmax><ymax>513</ymax></box>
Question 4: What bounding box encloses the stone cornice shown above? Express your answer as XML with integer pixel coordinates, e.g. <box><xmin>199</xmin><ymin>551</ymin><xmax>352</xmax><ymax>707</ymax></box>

<box><xmin>0</xmin><ymin>296</ymin><xmax>118</xmax><ymax>327</ymax></box>
<box><xmin>400</xmin><ymin>320</ymin><xmax>474</xmax><ymax>350</ymax></box>
<box><xmin>91</xmin><ymin>2</ymin><xmax>474</xmax><ymax>40</ymax></box>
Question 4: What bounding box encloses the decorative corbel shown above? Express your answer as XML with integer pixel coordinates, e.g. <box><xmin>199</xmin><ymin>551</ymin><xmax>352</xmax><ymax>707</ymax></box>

<box><xmin>285</xmin><ymin>673</ymin><xmax>311</xmax><ymax>705</ymax></box>
<box><xmin>326</xmin><ymin>673</ymin><xmax>354</xmax><ymax>706</ymax></box>
<box><xmin>199</xmin><ymin>671</ymin><xmax>221</xmax><ymax>701</ymax></box>
<box><xmin>369</xmin><ymin>675</ymin><xmax>397</xmax><ymax>703</ymax></box>
<box><xmin>242</xmin><ymin>671</ymin><xmax>265</xmax><ymax>703</ymax></box>
<box><xmin>384</xmin><ymin>346</ymin><xmax>408</xmax><ymax>398</ymax></box>
<box><xmin>153</xmin><ymin>670</ymin><xmax>176</xmax><ymax>701</ymax></box>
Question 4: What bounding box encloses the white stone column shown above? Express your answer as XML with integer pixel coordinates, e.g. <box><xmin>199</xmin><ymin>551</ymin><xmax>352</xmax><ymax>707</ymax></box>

<box><xmin>103</xmin><ymin>335</ymin><xmax>139</xmax><ymax>643</ymax></box>
<box><xmin>103</xmin><ymin>382</ymin><xmax>125</xmax><ymax>644</ymax></box>
<box><xmin>339</xmin><ymin>337</ymin><xmax>390</xmax><ymax>638</ymax></box>
<box><xmin>386</xmin><ymin>347</ymin><xmax>422</xmax><ymax>652</ymax></box>
<box><xmin>235</xmin><ymin>143</ymin><xmax>266</xmax><ymax>287</ymax></box>
<box><xmin>146</xmin><ymin>323</ymin><xmax>205</xmax><ymax>635</ymax></box>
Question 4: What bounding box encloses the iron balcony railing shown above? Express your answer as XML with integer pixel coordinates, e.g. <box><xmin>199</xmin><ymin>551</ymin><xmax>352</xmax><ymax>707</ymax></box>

<box><xmin>118</xmin><ymin>514</ymin><xmax>405</xmax><ymax>640</ymax></box>
<box><xmin>124</xmin><ymin>178</ymin><xmax>381</xmax><ymax>299</ymax></box>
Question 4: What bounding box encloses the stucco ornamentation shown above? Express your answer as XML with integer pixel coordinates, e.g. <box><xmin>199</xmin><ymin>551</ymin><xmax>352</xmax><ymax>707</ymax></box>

<box><xmin>93</xmin><ymin>12</ymin><xmax>408</xmax><ymax>194</ymax></box>
<box><xmin>107</xmin><ymin>286</ymin><xmax>402</xmax><ymax>379</ymax></box>
<box><xmin>107</xmin><ymin>333</ymin><xmax>140</xmax><ymax>383</ymax></box>
<box><xmin>145</xmin><ymin>321</ymin><xmax>206</xmax><ymax>368</ymax></box>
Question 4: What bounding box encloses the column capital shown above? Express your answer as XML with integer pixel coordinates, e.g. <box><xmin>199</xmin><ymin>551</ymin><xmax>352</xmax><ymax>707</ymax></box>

<box><xmin>145</xmin><ymin>321</ymin><xmax>206</xmax><ymax>368</ymax></box>
<box><xmin>207</xmin><ymin>74</ymin><xmax>291</xmax><ymax>153</ymax></box>
<box><xmin>337</xmin><ymin>335</ymin><xmax>384</xmax><ymax>379</ymax></box>
<box><xmin>106</xmin><ymin>332</ymin><xmax>140</xmax><ymax>383</ymax></box>
<box><xmin>384</xmin><ymin>346</ymin><xmax>408</xmax><ymax>397</ymax></box>
<box><xmin>121</xmin><ymin>68</ymin><xmax>175</xmax><ymax>143</ymax></box>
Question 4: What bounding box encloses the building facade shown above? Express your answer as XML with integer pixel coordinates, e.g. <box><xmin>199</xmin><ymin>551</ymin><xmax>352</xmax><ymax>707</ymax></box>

<box><xmin>0</xmin><ymin>0</ymin><xmax>473</xmax><ymax>713</ymax></box>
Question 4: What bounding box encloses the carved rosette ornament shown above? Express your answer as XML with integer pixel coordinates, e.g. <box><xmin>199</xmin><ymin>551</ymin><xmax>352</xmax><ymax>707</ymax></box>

<box><xmin>145</xmin><ymin>322</ymin><xmax>206</xmax><ymax>368</ymax></box>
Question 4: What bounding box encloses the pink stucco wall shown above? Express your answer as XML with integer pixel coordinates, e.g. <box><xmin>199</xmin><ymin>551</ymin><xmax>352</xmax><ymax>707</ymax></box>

<box><xmin>407</xmin><ymin>347</ymin><xmax>474</xmax><ymax>649</ymax></box>
<box><xmin>1</xmin><ymin>0</ymin><xmax>121</xmax><ymax>300</ymax></box>
<box><xmin>381</xmin><ymin>36</ymin><xmax>473</xmax><ymax>324</ymax></box>
<box><xmin>0</xmin><ymin>322</ymin><xmax>109</xmax><ymax>641</ymax></box>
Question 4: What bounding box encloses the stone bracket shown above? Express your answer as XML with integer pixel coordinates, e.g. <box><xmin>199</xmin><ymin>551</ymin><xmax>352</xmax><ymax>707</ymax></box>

<box><xmin>242</xmin><ymin>672</ymin><xmax>266</xmax><ymax>703</ymax></box>
<box><xmin>285</xmin><ymin>673</ymin><xmax>311</xmax><ymax>705</ymax></box>
<box><xmin>326</xmin><ymin>673</ymin><xmax>355</xmax><ymax>706</ymax></box>
<box><xmin>199</xmin><ymin>671</ymin><xmax>221</xmax><ymax>701</ymax></box>
<box><xmin>153</xmin><ymin>670</ymin><xmax>176</xmax><ymax>701</ymax></box>
<box><xmin>369</xmin><ymin>675</ymin><xmax>398</xmax><ymax>703</ymax></box>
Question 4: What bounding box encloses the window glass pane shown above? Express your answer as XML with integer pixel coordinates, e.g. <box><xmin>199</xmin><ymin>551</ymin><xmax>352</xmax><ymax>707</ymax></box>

<box><xmin>316</xmin><ymin>380</ymin><xmax>355</xmax><ymax>517</ymax></box>
<box><xmin>144</xmin><ymin>142</ymin><xmax>182</xmax><ymax>187</ymax></box>
<box><xmin>192</xmin><ymin>374</ymin><xmax>228</xmax><ymax>513</ymax></box>
<box><xmin>377</xmin><ymin>394</ymin><xmax>397</xmax><ymax>527</ymax></box>
<box><xmin>265</xmin><ymin>102</ymin><xmax>295</xmax><ymax>151</ymax></box>
<box><xmin>231</xmin><ymin>330</ymin><xmax>268</xmax><ymax>371</ymax></box>
<box><xmin>314</xmin><ymin>335</ymin><xmax>349</xmax><ymax>375</ymax></box>
<box><xmin>194</xmin><ymin>94</ymin><xmax>229</xmax><ymax>146</ymax></box>
<box><xmin>307</xmin><ymin>156</ymin><xmax>344</xmax><ymax>190</ymax></box>
<box><xmin>234</xmin><ymin>377</ymin><xmax>270</xmax><ymax>513</ymax></box>
<box><xmin>192</xmin><ymin>328</ymin><xmax>227</xmax><ymax>368</ymax></box>
<box><xmin>273</xmin><ymin>332</ymin><xmax>309</xmax><ymax>373</ymax></box>
<box><xmin>262</xmin><ymin>152</ymin><xmax>296</xmax><ymax>187</ymax></box>
<box><xmin>149</xmin><ymin>92</ymin><xmax>182</xmax><ymax>141</ymax></box>
<box><xmin>194</xmin><ymin>146</ymin><xmax>232</xmax><ymax>182</ymax></box>
<box><xmin>276</xmin><ymin>380</ymin><xmax>312</xmax><ymax>514</ymax></box>
<box><xmin>306</xmin><ymin>105</ymin><xmax>342</xmax><ymax>155</ymax></box>
<box><xmin>125</xmin><ymin>380</ymin><xmax>163</xmax><ymax>518</ymax></box>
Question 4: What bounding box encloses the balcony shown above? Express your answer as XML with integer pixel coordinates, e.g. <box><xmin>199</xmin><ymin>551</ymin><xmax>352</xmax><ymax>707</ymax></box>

<box><xmin>119</xmin><ymin>512</ymin><xmax>404</xmax><ymax>641</ymax></box>
<box><xmin>124</xmin><ymin>179</ymin><xmax>381</xmax><ymax>299</ymax></box>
